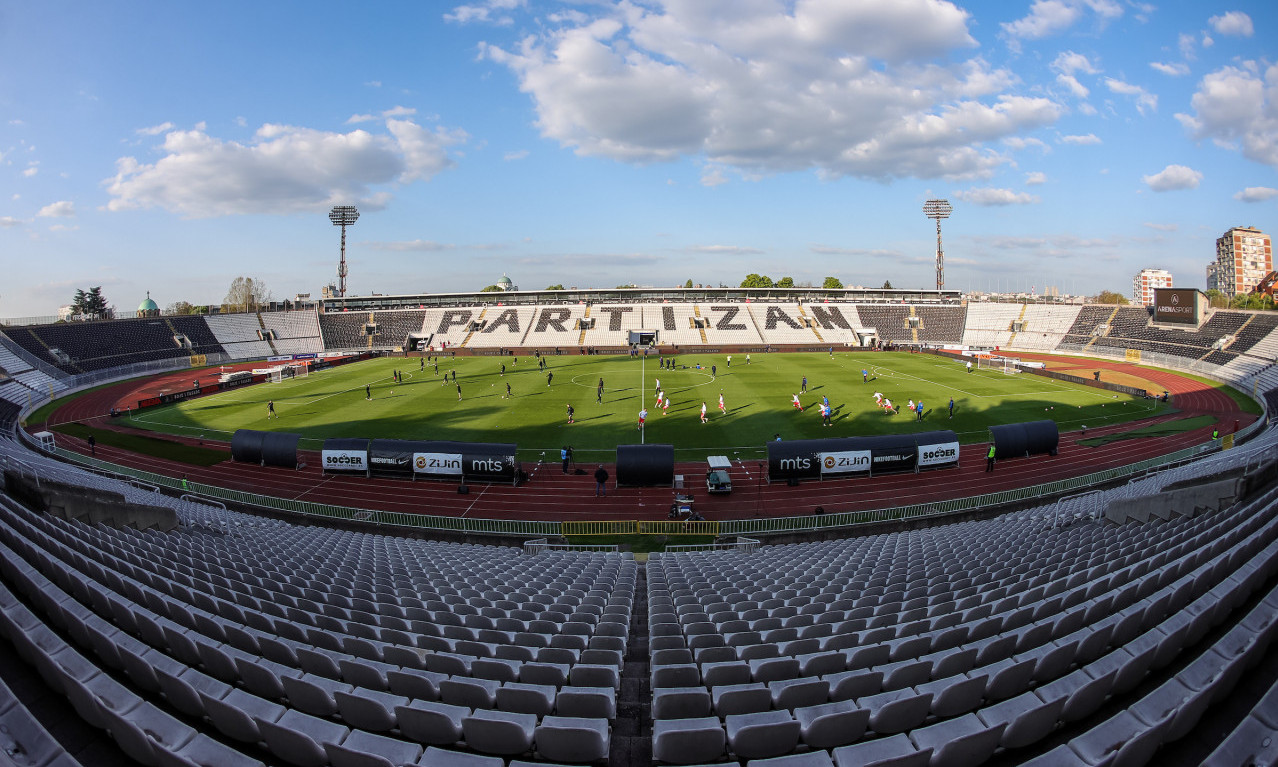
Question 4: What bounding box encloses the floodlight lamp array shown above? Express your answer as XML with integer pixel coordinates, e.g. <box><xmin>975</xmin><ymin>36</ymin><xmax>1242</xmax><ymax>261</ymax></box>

<box><xmin>923</xmin><ymin>199</ymin><xmax>952</xmax><ymax>219</ymax></box>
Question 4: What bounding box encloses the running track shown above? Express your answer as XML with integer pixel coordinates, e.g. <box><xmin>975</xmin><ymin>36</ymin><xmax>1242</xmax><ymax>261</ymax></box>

<box><xmin>36</xmin><ymin>353</ymin><xmax>1251</xmax><ymax>523</ymax></box>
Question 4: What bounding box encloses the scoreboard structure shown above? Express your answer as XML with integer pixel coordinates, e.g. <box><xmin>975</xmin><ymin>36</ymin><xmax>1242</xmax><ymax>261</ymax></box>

<box><xmin>1153</xmin><ymin>288</ymin><xmax>1206</xmax><ymax>326</ymax></box>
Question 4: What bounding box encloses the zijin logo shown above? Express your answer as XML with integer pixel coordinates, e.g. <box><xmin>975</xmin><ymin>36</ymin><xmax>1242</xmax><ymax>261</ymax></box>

<box><xmin>824</xmin><ymin>456</ymin><xmax>835</xmax><ymax>469</ymax></box>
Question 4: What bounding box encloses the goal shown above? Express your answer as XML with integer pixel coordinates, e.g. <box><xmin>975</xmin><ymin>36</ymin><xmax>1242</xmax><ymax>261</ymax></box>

<box><xmin>977</xmin><ymin>354</ymin><xmax>1022</xmax><ymax>374</ymax></box>
<box><xmin>291</xmin><ymin>363</ymin><xmax>309</xmax><ymax>379</ymax></box>
<box><xmin>269</xmin><ymin>368</ymin><xmax>284</xmax><ymax>384</ymax></box>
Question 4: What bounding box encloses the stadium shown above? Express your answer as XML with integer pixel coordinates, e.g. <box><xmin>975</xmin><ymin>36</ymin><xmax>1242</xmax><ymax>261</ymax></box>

<box><xmin>3</xmin><ymin>284</ymin><xmax>1278</xmax><ymax>767</ymax></box>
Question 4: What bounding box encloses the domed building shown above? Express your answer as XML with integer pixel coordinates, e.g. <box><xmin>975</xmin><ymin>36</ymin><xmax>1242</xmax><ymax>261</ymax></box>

<box><xmin>496</xmin><ymin>274</ymin><xmax>516</xmax><ymax>291</ymax></box>
<box><xmin>137</xmin><ymin>292</ymin><xmax>160</xmax><ymax>318</ymax></box>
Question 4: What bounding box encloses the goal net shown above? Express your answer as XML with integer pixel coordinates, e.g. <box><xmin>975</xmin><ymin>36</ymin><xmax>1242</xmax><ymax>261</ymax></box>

<box><xmin>291</xmin><ymin>363</ymin><xmax>309</xmax><ymax>379</ymax></box>
<box><xmin>976</xmin><ymin>354</ymin><xmax>1022</xmax><ymax>374</ymax></box>
<box><xmin>269</xmin><ymin>368</ymin><xmax>284</xmax><ymax>384</ymax></box>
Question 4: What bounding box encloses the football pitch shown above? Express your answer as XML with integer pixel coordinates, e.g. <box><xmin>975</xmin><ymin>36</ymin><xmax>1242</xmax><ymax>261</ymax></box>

<box><xmin>124</xmin><ymin>352</ymin><xmax>1166</xmax><ymax>461</ymax></box>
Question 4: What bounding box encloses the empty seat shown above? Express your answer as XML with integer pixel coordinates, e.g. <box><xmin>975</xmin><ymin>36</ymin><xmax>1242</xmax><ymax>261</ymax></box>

<box><xmin>726</xmin><ymin>710</ymin><xmax>801</xmax><ymax>760</ymax></box>
<box><xmin>324</xmin><ymin>729</ymin><xmax>424</xmax><ymax>767</ymax></box>
<box><xmin>396</xmin><ymin>700</ymin><xmax>469</xmax><ymax>746</ymax></box>
<box><xmin>461</xmin><ymin>709</ymin><xmax>537</xmax><ymax>756</ymax></box>
<box><xmin>714</xmin><ymin>682</ymin><xmax>773</xmax><ymax>717</ymax></box>
<box><xmin>534</xmin><ymin>715</ymin><xmax>610</xmax><ymax>763</ymax></box>
<box><xmin>416</xmin><ymin>746</ymin><xmax>505</xmax><ymax>767</ymax></box>
<box><xmin>258</xmin><ymin>709</ymin><xmax>351</xmax><ymax>767</ymax></box>
<box><xmin>496</xmin><ymin>682</ymin><xmax>557</xmax><ymax>717</ymax></box>
<box><xmin>794</xmin><ymin>699</ymin><xmax>870</xmax><ymax>750</ymax></box>
<box><xmin>654</xmin><ymin>686</ymin><xmax>713</xmax><ymax>720</ymax></box>
<box><xmin>652</xmin><ymin>717</ymin><xmax>726</xmax><ymax>765</ymax></box>
<box><xmin>909</xmin><ymin>713</ymin><xmax>1005</xmax><ymax>767</ymax></box>
<box><xmin>833</xmin><ymin>733</ymin><xmax>931</xmax><ymax>767</ymax></box>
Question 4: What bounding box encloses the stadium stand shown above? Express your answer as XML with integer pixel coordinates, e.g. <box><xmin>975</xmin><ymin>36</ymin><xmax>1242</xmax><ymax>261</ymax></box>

<box><xmin>521</xmin><ymin>304</ymin><xmax>590</xmax><ymax>349</ymax></box>
<box><xmin>261</xmin><ymin>311</ymin><xmax>324</xmax><ymax>356</ymax></box>
<box><xmin>962</xmin><ymin>303</ymin><xmax>1021</xmax><ymax>349</ymax></box>
<box><xmin>317</xmin><ymin>311</ymin><xmax>372</xmax><ymax>351</ymax></box>
<box><xmin>4</xmin><ymin>293</ymin><xmax>1278</xmax><ymax>765</ymax></box>
<box><xmin>422</xmin><ymin>307</ymin><xmax>481</xmax><ymax>350</ymax></box>
<box><xmin>166</xmin><ymin>315</ymin><xmax>227</xmax><ymax>358</ymax></box>
<box><xmin>855</xmin><ymin>305</ymin><xmax>913</xmax><ymax>344</ymax></box>
<box><xmin>1011</xmin><ymin>305</ymin><xmax>1085</xmax><ymax>352</ymax></box>
<box><xmin>805</xmin><ymin>303</ymin><xmax>863</xmax><ymax>346</ymax></box>
<box><xmin>466</xmin><ymin>306</ymin><xmax>539</xmax><ymax>349</ymax></box>
<box><xmin>746</xmin><ymin>304</ymin><xmax>820</xmax><ymax>346</ymax></box>
<box><xmin>206</xmin><ymin>314</ymin><xmax>275</xmax><ymax>361</ymax></box>
<box><xmin>701</xmin><ymin>305</ymin><xmax>764</xmax><ymax>346</ymax></box>
<box><xmin>653</xmin><ymin>304</ymin><xmax>705</xmax><ymax>348</ymax></box>
<box><xmin>1</xmin><ymin>318</ymin><xmax>195</xmax><ymax>373</ymax></box>
<box><xmin>914</xmin><ymin>305</ymin><xmax>966</xmax><ymax>345</ymax></box>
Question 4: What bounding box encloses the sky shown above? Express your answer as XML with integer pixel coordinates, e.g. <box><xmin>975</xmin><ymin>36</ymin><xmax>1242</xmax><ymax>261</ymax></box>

<box><xmin>1</xmin><ymin>0</ymin><xmax>1276</xmax><ymax>318</ymax></box>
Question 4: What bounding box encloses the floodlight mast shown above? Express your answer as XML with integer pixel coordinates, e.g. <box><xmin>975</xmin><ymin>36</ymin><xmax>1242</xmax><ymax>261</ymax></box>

<box><xmin>328</xmin><ymin>205</ymin><xmax>360</xmax><ymax>298</ymax></box>
<box><xmin>923</xmin><ymin>199</ymin><xmax>953</xmax><ymax>292</ymax></box>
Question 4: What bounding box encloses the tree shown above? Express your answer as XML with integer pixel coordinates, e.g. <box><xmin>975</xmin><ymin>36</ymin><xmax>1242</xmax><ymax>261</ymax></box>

<box><xmin>684</xmin><ymin>279</ymin><xmax>694</xmax><ymax>288</ymax></box>
<box><xmin>544</xmin><ymin>284</ymin><xmax>565</xmax><ymax>291</ymax></box>
<box><xmin>822</xmin><ymin>277</ymin><xmax>844</xmax><ymax>290</ymax></box>
<box><xmin>776</xmin><ymin>276</ymin><xmax>795</xmax><ymax>288</ymax></box>
<box><xmin>1094</xmin><ymin>290</ymin><xmax>1129</xmax><ymax>305</ymax></box>
<box><xmin>880</xmin><ymin>280</ymin><xmax>892</xmax><ymax>290</ymax></box>
<box><xmin>71</xmin><ymin>287</ymin><xmax>111</xmax><ymax>319</ymax></box>
<box><xmin>740</xmin><ymin>273</ymin><xmax>774</xmax><ymax>288</ymax></box>
<box><xmin>223</xmin><ymin>277</ymin><xmax>270</xmax><ymax>312</ymax></box>
<box><xmin>1205</xmin><ymin>289</ymin><xmax>1226</xmax><ymax>309</ymax></box>
<box><xmin>479</xmin><ymin>285</ymin><xmax>503</xmax><ymax>293</ymax></box>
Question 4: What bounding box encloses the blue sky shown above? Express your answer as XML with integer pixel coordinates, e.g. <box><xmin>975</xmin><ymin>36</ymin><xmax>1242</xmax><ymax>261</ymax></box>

<box><xmin>1</xmin><ymin>0</ymin><xmax>1275</xmax><ymax>317</ymax></box>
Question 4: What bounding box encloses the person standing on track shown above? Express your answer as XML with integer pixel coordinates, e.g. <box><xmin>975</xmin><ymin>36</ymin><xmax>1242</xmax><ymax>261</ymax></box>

<box><xmin>594</xmin><ymin>465</ymin><xmax>609</xmax><ymax>497</ymax></box>
<box><xmin>986</xmin><ymin>443</ymin><xmax>996</xmax><ymax>472</ymax></box>
<box><xmin>561</xmin><ymin>446</ymin><xmax>570</xmax><ymax>473</ymax></box>
<box><xmin>87</xmin><ymin>435</ymin><xmax>96</xmax><ymax>455</ymax></box>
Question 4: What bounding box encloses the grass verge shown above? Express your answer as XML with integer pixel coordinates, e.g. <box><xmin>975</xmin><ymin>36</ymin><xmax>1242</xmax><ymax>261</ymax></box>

<box><xmin>53</xmin><ymin>422</ymin><xmax>228</xmax><ymax>467</ymax></box>
<box><xmin>1077</xmin><ymin>414</ymin><xmax>1217</xmax><ymax>447</ymax></box>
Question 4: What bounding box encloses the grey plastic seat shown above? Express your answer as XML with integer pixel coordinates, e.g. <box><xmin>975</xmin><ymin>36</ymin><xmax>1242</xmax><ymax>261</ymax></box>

<box><xmin>258</xmin><ymin>709</ymin><xmax>351</xmax><ymax>767</ymax></box>
<box><xmin>496</xmin><ymin>682</ymin><xmax>557</xmax><ymax>716</ymax></box>
<box><xmin>747</xmin><ymin>751</ymin><xmax>834</xmax><ymax>767</ymax></box>
<box><xmin>834</xmin><ymin>732</ymin><xmax>932</xmax><ymax>767</ymax></box>
<box><xmin>535</xmin><ymin>715</ymin><xmax>610</xmax><ymax>763</ymax></box>
<box><xmin>440</xmin><ymin>677</ymin><xmax>501</xmax><ymax>709</ymax></box>
<box><xmin>794</xmin><ymin>699</ymin><xmax>870</xmax><ymax>750</ymax></box>
<box><xmin>324</xmin><ymin>729</ymin><xmax>424</xmax><ymax>767</ymax></box>
<box><xmin>860</xmin><ymin>688</ymin><xmax>933</xmax><ymax>735</ymax></box>
<box><xmin>653</xmin><ymin>664</ymin><xmax>702</xmax><ymax>688</ymax></box>
<box><xmin>521</xmin><ymin>662</ymin><xmax>570</xmax><ymax>688</ymax></box>
<box><xmin>461</xmin><ymin>709</ymin><xmax>537</xmax><ymax>756</ymax></box>
<box><xmin>977</xmin><ymin>690</ymin><xmax>1066</xmax><ymax>750</ymax></box>
<box><xmin>714</xmin><ymin>682</ymin><xmax>773</xmax><ymax>717</ymax></box>
<box><xmin>725</xmin><ymin>710</ymin><xmax>801</xmax><ymax>760</ymax></box>
<box><xmin>825</xmin><ymin>670</ymin><xmax>883</xmax><ymax>702</ymax></box>
<box><xmin>652</xmin><ymin>717</ymin><xmax>726</xmax><ymax>764</ymax></box>
<box><xmin>281</xmin><ymin>674</ymin><xmax>352</xmax><ymax>717</ymax></box>
<box><xmin>909</xmin><ymin>713</ymin><xmax>1005</xmax><ymax>767</ymax></box>
<box><xmin>334</xmin><ymin>688</ymin><xmax>409</xmax><ymax>732</ymax></box>
<box><xmin>769</xmin><ymin>678</ymin><xmax>829</xmax><ymax>710</ymax></box>
<box><xmin>557</xmin><ymin>686</ymin><xmax>616</xmax><ymax>719</ymax></box>
<box><xmin>395</xmin><ymin>700</ymin><xmax>469</xmax><ymax>746</ymax></box>
<box><xmin>200</xmin><ymin>687</ymin><xmax>286</xmax><ymax>743</ymax></box>
<box><xmin>915</xmin><ymin>673</ymin><xmax>988</xmax><ymax>718</ymax></box>
<box><xmin>702</xmin><ymin>661</ymin><xmax>752</xmax><ymax>687</ymax></box>
<box><xmin>654</xmin><ymin>686</ymin><xmax>713</xmax><ymax>719</ymax></box>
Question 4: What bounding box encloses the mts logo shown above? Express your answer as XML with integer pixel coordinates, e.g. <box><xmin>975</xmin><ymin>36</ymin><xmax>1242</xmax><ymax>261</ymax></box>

<box><xmin>470</xmin><ymin>458</ymin><xmax>504</xmax><ymax>473</ymax></box>
<box><xmin>779</xmin><ymin>457</ymin><xmax>811</xmax><ymax>470</ymax></box>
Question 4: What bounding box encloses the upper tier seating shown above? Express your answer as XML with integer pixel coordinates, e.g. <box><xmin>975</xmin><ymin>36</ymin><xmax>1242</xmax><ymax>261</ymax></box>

<box><xmin>748</xmin><ymin>305</ymin><xmax>821</xmax><ymax>346</ymax></box>
<box><xmin>521</xmin><ymin>304</ymin><xmax>589</xmax><ymax>348</ymax></box>
<box><xmin>317</xmin><ymin>312</ymin><xmax>371</xmax><ymax>351</ymax></box>
<box><xmin>855</xmin><ymin>306</ymin><xmax>912</xmax><ymax>344</ymax></box>
<box><xmin>1010</xmin><ymin>305</ymin><xmax>1084</xmax><ymax>352</ymax></box>
<box><xmin>805</xmin><ymin>304</ymin><xmax>863</xmax><ymax>346</ymax></box>
<box><xmin>961</xmin><ymin>303</ymin><xmax>1020</xmax><ymax>349</ymax></box>
<box><xmin>914</xmin><ymin>306</ymin><xmax>966</xmax><ymax>345</ymax></box>
<box><xmin>206</xmin><ymin>314</ymin><xmax>275</xmax><ymax>360</ymax></box>
<box><xmin>465</xmin><ymin>306</ymin><xmax>539</xmax><ymax>349</ymax></box>
<box><xmin>3</xmin><ymin>319</ymin><xmax>193</xmax><ymax>374</ymax></box>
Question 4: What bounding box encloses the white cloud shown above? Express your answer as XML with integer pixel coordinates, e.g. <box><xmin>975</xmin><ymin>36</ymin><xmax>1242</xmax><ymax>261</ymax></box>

<box><xmin>1025</xmin><ymin>171</ymin><xmax>1046</xmax><ymax>185</ymax></box>
<box><xmin>1057</xmin><ymin>74</ymin><xmax>1090</xmax><ymax>99</ymax></box>
<box><xmin>1209</xmin><ymin>11</ymin><xmax>1253</xmax><ymax>37</ymax></box>
<box><xmin>1235</xmin><ymin>186</ymin><xmax>1278</xmax><ymax>202</ymax></box>
<box><xmin>1143</xmin><ymin>222</ymin><xmax>1178</xmax><ymax>231</ymax></box>
<box><xmin>1142</xmin><ymin>164</ymin><xmax>1202</xmax><ymax>191</ymax></box>
<box><xmin>1105</xmin><ymin>77</ymin><xmax>1157</xmax><ymax>114</ymax></box>
<box><xmin>700</xmin><ymin>167</ymin><xmax>728</xmax><ymax>187</ymax></box>
<box><xmin>365</xmin><ymin>81</ymin><xmax>383</xmax><ymax>88</ymax></box>
<box><xmin>347</xmin><ymin>113</ymin><xmax>376</xmax><ymax>124</ymax></box>
<box><xmin>37</xmin><ymin>200</ymin><xmax>76</xmax><ymax>217</ymax></box>
<box><xmin>1003</xmin><ymin>136</ymin><xmax>1050</xmax><ymax>152</ymax></box>
<box><xmin>503</xmin><ymin>149</ymin><xmax>529</xmax><ymax>161</ymax></box>
<box><xmin>136</xmin><ymin>122</ymin><xmax>175</xmax><ymax>136</ymax></box>
<box><xmin>445</xmin><ymin>0</ymin><xmax>525</xmax><ymax>26</ymax></box>
<box><xmin>1178</xmin><ymin>32</ymin><xmax>1197</xmax><ymax>60</ymax></box>
<box><xmin>952</xmin><ymin>187</ymin><xmax>1040</xmax><ymax>205</ymax></box>
<box><xmin>0</xmin><ymin>216</ymin><xmax>23</xmax><ymax>227</ymax></box>
<box><xmin>1150</xmin><ymin>61</ymin><xmax>1189</xmax><ymax>77</ymax></box>
<box><xmin>1175</xmin><ymin>63</ymin><xmax>1278</xmax><ymax>168</ymax></box>
<box><xmin>1050</xmin><ymin>51</ymin><xmax>1099</xmax><ymax>76</ymax></box>
<box><xmin>482</xmin><ymin>1</ymin><xmax>1062</xmax><ymax>182</ymax></box>
<box><xmin>1001</xmin><ymin>0</ymin><xmax>1121</xmax><ymax>45</ymax></box>
<box><xmin>382</xmin><ymin>105</ymin><xmax>417</xmax><ymax>119</ymax></box>
<box><xmin>1060</xmin><ymin>133</ymin><xmax>1102</xmax><ymax>145</ymax></box>
<box><xmin>22</xmin><ymin>163</ymin><xmax>38</xmax><ymax>178</ymax></box>
<box><xmin>105</xmin><ymin>119</ymin><xmax>465</xmax><ymax>217</ymax></box>
<box><xmin>688</xmin><ymin>245</ymin><xmax>764</xmax><ymax>255</ymax></box>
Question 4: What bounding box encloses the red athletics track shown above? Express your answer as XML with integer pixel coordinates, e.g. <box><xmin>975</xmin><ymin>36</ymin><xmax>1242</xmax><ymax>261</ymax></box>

<box><xmin>34</xmin><ymin>354</ymin><xmax>1253</xmax><ymax>523</ymax></box>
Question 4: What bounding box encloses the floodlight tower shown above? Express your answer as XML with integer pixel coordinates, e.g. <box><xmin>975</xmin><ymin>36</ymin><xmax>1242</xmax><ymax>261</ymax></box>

<box><xmin>328</xmin><ymin>205</ymin><xmax>360</xmax><ymax>298</ymax></box>
<box><xmin>923</xmin><ymin>199</ymin><xmax>953</xmax><ymax>292</ymax></box>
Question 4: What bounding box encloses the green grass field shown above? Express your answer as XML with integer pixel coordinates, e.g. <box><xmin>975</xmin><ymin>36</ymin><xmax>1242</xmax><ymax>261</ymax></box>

<box><xmin>117</xmin><ymin>352</ymin><xmax>1166</xmax><ymax>462</ymax></box>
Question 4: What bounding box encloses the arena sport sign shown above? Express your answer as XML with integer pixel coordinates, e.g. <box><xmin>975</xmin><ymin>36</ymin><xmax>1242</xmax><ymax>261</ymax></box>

<box><xmin>1153</xmin><ymin>288</ymin><xmax>1202</xmax><ymax>326</ymax></box>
